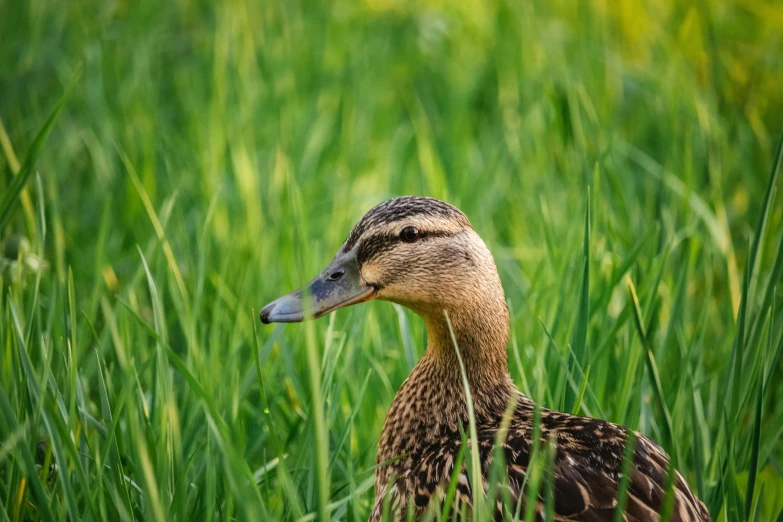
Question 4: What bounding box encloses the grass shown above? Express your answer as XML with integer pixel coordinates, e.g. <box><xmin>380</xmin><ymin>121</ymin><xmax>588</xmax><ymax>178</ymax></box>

<box><xmin>2</xmin><ymin>0</ymin><xmax>783</xmax><ymax>520</ymax></box>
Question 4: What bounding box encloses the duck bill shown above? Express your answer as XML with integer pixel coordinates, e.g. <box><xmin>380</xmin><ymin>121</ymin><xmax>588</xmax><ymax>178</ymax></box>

<box><xmin>260</xmin><ymin>250</ymin><xmax>375</xmax><ymax>324</ymax></box>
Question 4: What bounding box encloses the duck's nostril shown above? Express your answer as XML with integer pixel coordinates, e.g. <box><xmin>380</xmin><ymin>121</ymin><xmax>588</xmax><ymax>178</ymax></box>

<box><xmin>327</xmin><ymin>270</ymin><xmax>344</xmax><ymax>282</ymax></box>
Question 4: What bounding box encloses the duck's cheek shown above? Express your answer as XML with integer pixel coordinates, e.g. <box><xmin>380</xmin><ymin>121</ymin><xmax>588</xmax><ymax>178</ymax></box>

<box><xmin>369</xmin><ymin>282</ymin><xmax>405</xmax><ymax>303</ymax></box>
<box><xmin>373</xmin><ymin>285</ymin><xmax>434</xmax><ymax>311</ymax></box>
<box><xmin>359</xmin><ymin>263</ymin><xmax>382</xmax><ymax>288</ymax></box>
<box><xmin>360</xmin><ymin>261</ymin><xmax>403</xmax><ymax>292</ymax></box>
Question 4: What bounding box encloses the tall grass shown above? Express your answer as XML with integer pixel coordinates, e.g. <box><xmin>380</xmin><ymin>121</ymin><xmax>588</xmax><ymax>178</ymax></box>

<box><xmin>2</xmin><ymin>0</ymin><xmax>783</xmax><ymax>520</ymax></box>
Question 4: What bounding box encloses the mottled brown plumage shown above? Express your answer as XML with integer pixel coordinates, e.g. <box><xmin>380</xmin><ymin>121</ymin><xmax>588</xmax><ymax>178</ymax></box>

<box><xmin>260</xmin><ymin>196</ymin><xmax>711</xmax><ymax>522</ymax></box>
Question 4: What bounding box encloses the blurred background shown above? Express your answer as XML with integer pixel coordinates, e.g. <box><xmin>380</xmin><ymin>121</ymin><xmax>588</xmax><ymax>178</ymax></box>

<box><xmin>2</xmin><ymin>0</ymin><xmax>783</xmax><ymax>520</ymax></box>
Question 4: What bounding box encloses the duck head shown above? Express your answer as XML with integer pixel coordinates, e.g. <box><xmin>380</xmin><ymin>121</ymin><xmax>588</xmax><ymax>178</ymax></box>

<box><xmin>260</xmin><ymin>196</ymin><xmax>507</xmax><ymax>336</ymax></box>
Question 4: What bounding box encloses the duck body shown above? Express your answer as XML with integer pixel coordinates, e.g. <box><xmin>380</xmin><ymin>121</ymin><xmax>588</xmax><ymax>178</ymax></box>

<box><xmin>260</xmin><ymin>197</ymin><xmax>711</xmax><ymax>522</ymax></box>
<box><xmin>372</xmin><ymin>355</ymin><xmax>708</xmax><ymax>521</ymax></box>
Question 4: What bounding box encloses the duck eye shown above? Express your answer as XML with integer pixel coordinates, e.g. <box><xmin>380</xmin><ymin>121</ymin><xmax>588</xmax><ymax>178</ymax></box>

<box><xmin>400</xmin><ymin>226</ymin><xmax>420</xmax><ymax>243</ymax></box>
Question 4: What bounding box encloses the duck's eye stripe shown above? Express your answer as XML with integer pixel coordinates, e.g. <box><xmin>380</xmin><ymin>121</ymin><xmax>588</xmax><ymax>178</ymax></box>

<box><xmin>356</xmin><ymin>231</ymin><xmax>453</xmax><ymax>264</ymax></box>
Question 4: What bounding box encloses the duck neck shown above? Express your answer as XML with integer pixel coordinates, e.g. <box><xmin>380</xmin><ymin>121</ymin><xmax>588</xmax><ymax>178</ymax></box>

<box><xmin>419</xmin><ymin>292</ymin><xmax>517</xmax><ymax>416</ymax></box>
<box><xmin>376</xmin><ymin>287</ymin><xmax>525</xmax><ymax>468</ymax></box>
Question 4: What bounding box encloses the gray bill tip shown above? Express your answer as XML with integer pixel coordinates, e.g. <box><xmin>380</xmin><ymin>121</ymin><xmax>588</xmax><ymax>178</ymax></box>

<box><xmin>259</xmin><ymin>293</ymin><xmax>305</xmax><ymax>324</ymax></box>
<box><xmin>259</xmin><ymin>303</ymin><xmax>275</xmax><ymax>324</ymax></box>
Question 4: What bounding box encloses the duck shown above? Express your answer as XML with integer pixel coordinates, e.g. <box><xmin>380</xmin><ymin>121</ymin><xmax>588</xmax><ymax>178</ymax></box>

<box><xmin>260</xmin><ymin>196</ymin><xmax>711</xmax><ymax>522</ymax></box>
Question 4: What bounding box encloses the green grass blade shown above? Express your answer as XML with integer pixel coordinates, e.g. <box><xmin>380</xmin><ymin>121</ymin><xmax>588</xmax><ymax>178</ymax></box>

<box><xmin>0</xmin><ymin>384</ymin><xmax>56</xmax><ymax>522</ymax></box>
<box><xmin>744</xmin><ymin>373</ymin><xmax>764</xmax><ymax>520</ymax></box>
<box><xmin>688</xmin><ymin>374</ymin><xmax>706</xmax><ymax>500</ymax></box>
<box><xmin>303</xmin><ymin>295</ymin><xmax>331</xmax><ymax>521</ymax></box>
<box><xmin>746</xmin><ymin>127</ymin><xmax>782</xmax><ymax>284</ymax></box>
<box><xmin>0</xmin><ymin>67</ymin><xmax>80</xmax><ymax>229</ymax></box>
<box><xmin>438</xmin><ymin>444</ymin><xmax>467</xmax><ymax>521</ymax></box>
<box><xmin>252</xmin><ymin>313</ymin><xmax>304</xmax><ymax>519</ymax></box>
<box><xmin>613</xmin><ymin>431</ymin><xmax>636</xmax><ymax>522</ymax></box>
<box><xmin>445</xmin><ymin>311</ymin><xmax>484</xmax><ymax>520</ymax></box>
<box><xmin>626</xmin><ymin>276</ymin><xmax>675</xmax><ymax>453</ymax></box>
<box><xmin>566</xmin><ymin>193</ymin><xmax>591</xmax><ymax>411</ymax></box>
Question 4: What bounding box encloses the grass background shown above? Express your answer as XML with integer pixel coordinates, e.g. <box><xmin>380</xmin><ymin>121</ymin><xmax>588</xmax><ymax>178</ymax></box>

<box><xmin>2</xmin><ymin>0</ymin><xmax>783</xmax><ymax>520</ymax></box>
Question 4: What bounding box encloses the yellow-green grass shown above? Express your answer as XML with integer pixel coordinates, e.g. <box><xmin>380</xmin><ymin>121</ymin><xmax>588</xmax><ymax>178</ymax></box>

<box><xmin>2</xmin><ymin>0</ymin><xmax>783</xmax><ymax>520</ymax></box>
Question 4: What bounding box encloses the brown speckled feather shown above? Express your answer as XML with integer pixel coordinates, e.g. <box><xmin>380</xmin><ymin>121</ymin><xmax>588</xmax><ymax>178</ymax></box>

<box><xmin>370</xmin><ymin>374</ymin><xmax>710</xmax><ymax>521</ymax></box>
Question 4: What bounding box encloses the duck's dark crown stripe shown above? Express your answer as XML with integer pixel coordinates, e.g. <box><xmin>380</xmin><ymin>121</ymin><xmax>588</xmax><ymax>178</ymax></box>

<box><xmin>342</xmin><ymin>196</ymin><xmax>471</xmax><ymax>252</ymax></box>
